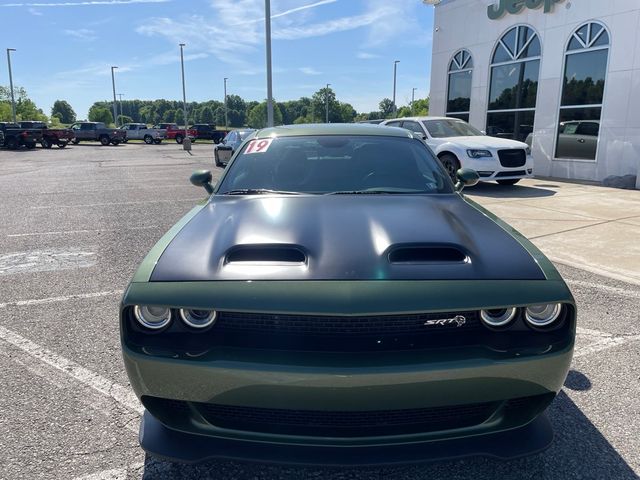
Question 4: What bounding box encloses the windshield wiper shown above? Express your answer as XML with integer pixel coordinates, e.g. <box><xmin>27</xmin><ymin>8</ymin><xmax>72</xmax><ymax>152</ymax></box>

<box><xmin>221</xmin><ymin>188</ymin><xmax>302</xmax><ymax>195</ymax></box>
<box><xmin>327</xmin><ymin>190</ymin><xmax>420</xmax><ymax>195</ymax></box>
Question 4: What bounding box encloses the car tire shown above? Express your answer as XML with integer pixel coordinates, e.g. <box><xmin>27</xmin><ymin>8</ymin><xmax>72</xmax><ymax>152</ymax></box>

<box><xmin>26</xmin><ymin>142</ymin><xmax>37</xmax><ymax>149</ymax></box>
<box><xmin>58</xmin><ymin>142</ymin><xmax>67</xmax><ymax>149</ymax></box>
<box><xmin>6</xmin><ymin>137</ymin><xmax>18</xmax><ymax>150</ymax></box>
<box><xmin>100</xmin><ymin>136</ymin><xmax>110</xmax><ymax>146</ymax></box>
<box><xmin>175</xmin><ymin>135</ymin><xmax>184</xmax><ymax>144</ymax></box>
<box><xmin>497</xmin><ymin>179</ymin><xmax>521</xmax><ymax>186</ymax></box>
<box><xmin>41</xmin><ymin>138</ymin><xmax>52</xmax><ymax>149</ymax></box>
<box><xmin>439</xmin><ymin>153</ymin><xmax>460</xmax><ymax>182</ymax></box>
<box><xmin>144</xmin><ymin>135</ymin><xmax>153</xmax><ymax>145</ymax></box>
<box><xmin>154</xmin><ymin>139</ymin><xmax>162</xmax><ymax>144</ymax></box>
<box><xmin>72</xmin><ymin>138</ymin><xmax>80</xmax><ymax>144</ymax></box>
<box><xmin>191</xmin><ymin>138</ymin><xmax>196</xmax><ymax>143</ymax></box>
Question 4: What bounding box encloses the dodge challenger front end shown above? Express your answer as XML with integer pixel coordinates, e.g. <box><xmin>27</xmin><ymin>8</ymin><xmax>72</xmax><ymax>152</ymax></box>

<box><xmin>120</xmin><ymin>124</ymin><xmax>575</xmax><ymax>465</ymax></box>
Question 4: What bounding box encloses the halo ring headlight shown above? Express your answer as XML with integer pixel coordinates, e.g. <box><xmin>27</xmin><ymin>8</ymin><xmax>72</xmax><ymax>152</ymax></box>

<box><xmin>480</xmin><ymin>308</ymin><xmax>517</xmax><ymax>327</ymax></box>
<box><xmin>525</xmin><ymin>304</ymin><xmax>562</xmax><ymax>327</ymax></box>
<box><xmin>180</xmin><ymin>309</ymin><xmax>217</xmax><ymax>329</ymax></box>
<box><xmin>133</xmin><ymin>305</ymin><xmax>172</xmax><ymax>330</ymax></box>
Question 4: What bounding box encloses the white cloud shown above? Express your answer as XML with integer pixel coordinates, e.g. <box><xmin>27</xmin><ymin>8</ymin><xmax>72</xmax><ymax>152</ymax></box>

<box><xmin>357</xmin><ymin>52</ymin><xmax>380</xmax><ymax>60</ymax></box>
<box><xmin>64</xmin><ymin>28</ymin><xmax>97</xmax><ymax>41</ymax></box>
<box><xmin>0</xmin><ymin>0</ymin><xmax>169</xmax><ymax>7</ymax></box>
<box><xmin>299</xmin><ymin>67</ymin><xmax>321</xmax><ymax>75</ymax></box>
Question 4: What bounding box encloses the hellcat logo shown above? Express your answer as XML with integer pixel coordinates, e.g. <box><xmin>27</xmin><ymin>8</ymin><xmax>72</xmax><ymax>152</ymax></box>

<box><xmin>487</xmin><ymin>0</ymin><xmax>564</xmax><ymax>20</ymax></box>
<box><xmin>424</xmin><ymin>315</ymin><xmax>467</xmax><ymax>327</ymax></box>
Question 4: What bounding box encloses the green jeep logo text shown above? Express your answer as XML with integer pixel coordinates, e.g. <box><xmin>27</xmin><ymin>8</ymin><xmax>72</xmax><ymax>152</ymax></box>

<box><xmin>488</xmin><ymin>0</ymin><xmax>564</xmax><ymax>20</ymax></box>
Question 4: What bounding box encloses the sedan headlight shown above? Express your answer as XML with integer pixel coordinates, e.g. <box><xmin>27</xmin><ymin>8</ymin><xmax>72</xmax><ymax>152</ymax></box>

<box><xmin>180</xmin><ymin>309</ymin><xmax>217</xmax><ymax>329</ymax></box>
<box><xmin>134</xmin><ymin>305</ymin><xmax>172</xmax><ymax>330</ymax></box>
<box><xmin>525</xmin><ymin>304</ymin><xmax>562</xmax><ymax>327</ymax></box>
<box><xmin>480</xmin><ymin>308</ymin><xmax>517</xmax><ymax>327</ymax></box>
<box><xmin>467</xmin><ymin>149</ymin><xmax>493</xmax><ymax>158</ymax></box>
<box><xmin>525</xmin><ymin>146</ymin><xmax>532</xmax><ymax>155</ymax></box>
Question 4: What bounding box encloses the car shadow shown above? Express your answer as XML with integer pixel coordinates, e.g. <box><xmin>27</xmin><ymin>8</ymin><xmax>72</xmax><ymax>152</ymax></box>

<box><xmin>467</xmin><ymin>182</ymin><xmax>556</xmax><ymax>199</ymax></box>
<box><xmin>140</xmin><ymin>380</ymin><xmax>637</xmax><ymax>479</ymax></box>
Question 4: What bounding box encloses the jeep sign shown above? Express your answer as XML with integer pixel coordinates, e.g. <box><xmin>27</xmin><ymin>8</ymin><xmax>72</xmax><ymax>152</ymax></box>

<box><xmin>488</xmin><ymin>0</ymin><xmax>564</xmax><ymax>20</ymax></box>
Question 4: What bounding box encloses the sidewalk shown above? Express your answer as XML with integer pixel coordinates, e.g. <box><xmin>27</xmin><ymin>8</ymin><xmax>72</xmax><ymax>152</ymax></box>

<box><xmin>466</xmin><ymin>178</ymin><xmax>640</xmax><ymax>285</ymax></box>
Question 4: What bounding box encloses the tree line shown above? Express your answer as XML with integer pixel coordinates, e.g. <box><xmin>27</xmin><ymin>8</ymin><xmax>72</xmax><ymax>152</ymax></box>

<box><xmin>1</xmin><ymin>85</ymin><xmax>429</xmax><ymax>128</ymax></box>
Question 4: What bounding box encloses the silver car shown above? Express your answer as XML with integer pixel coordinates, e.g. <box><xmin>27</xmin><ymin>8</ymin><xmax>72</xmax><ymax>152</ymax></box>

<box><xmin>214</xmin><ymin>129</ymin><xmax>256</xmax><ymax>167</ymax></box>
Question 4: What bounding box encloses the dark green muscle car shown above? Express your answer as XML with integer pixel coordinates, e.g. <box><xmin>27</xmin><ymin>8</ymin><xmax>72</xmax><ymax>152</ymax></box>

<box><xmin>120</xmin><ymin>124</ymin><xmax>575</xmax><ymax>465</ymax></box>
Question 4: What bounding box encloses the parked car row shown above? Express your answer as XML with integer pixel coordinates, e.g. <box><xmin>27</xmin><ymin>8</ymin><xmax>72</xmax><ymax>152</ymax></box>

<box><xmin>1</xmin><ymin>121</ymin><xmax>231</xmax><ymax>149</ymax></box>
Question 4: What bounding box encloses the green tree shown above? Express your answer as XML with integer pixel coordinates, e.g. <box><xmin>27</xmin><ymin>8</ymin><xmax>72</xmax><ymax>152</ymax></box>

<box><xmin>163</xmin><ymin>109</ymin><xmax>176</xmax><ymax>123</ymax></box>
<box><xmin>379</xmin><ymin>98</ymin><xmax>395</xmax><ymax>118</ymax></box>
<box><xmin>247</xmin><ymin>101</ymin><xmax>283</xmax><ymax>129</ymax></box>
<box><xmin>117</xmin><ymin>115</ymin><xmax>133</xmax><ymax>125</ymax></box>
<box><xmin>0</xmin><ymin>101</ymin><xmax>12</xmax><ymax>121</ymax></box>
<box><xmin>51</xmin><ymin>100</ymin><xmax>76</xmax><ymax>124</ymax></box>
<box><xmin>88</xmin><ymin>105</ymin><xmax>113</xmax><ymax>124</ymax></box>
<box><xmin>199</xmin><ymin>106</ymin><xmax>215</xmax><ymax>124</ymax></box>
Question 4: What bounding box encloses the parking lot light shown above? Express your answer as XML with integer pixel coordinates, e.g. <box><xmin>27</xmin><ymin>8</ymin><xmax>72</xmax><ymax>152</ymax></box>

<box><xmin>6</xmin><ymin>48</ymin><xmax>17</xmax><ymax>124</ymax></box>
<box><xmin>111</xmin><ymin>66</ymin><xmax>118</xmax><ymax>127</ymax></box>
<box><xmin>179</xmin><ymin>43</ymin><xmax>191</xmax><ymax>151</ymax></box>
<box><xmin>224</xmin><ymin>77</ymin><xmax>228</xmax><ymax>129</ymax></box>
<box><xmin>265</xmin><ymin>0</ymin><xmax>274</xmax><ymax>127</ymax></box>
<box><xmin>392</xmin><ymin>60</ymin><xmax>400</xmax><ymax>117</ymax></box>
<box><xmin>325</xmin><ymin>83</ymin><xmax>331</xmax><ymax>123</ymax></box>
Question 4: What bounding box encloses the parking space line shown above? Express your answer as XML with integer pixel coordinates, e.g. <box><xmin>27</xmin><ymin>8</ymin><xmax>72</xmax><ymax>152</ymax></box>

<box><xmin>31</xmin><ymin>198</ymin><xmax>202</xmax><ymax>209</ymax></box>
<box><xmin>566</xmin><ymin>279</ymin><xmax>640</xmax><ymax>299</ymax></box>
<box><xmin>0</xmin><ymin>290</ymin><xmax>122</xmax><ymax>309</ymax></box>
<box><xmin>575</xmin><ymin>327</ymin><xmax>640</xmax><ymax>358</ymax></box>
<box><xmin>0</xmin><ymin>325</ymin><xmax>143</xmax><ymax>414</ymax></box>
<box><xmin>7</xmin><ymin>226</ymin><xmax>159</xmax><ymax>238</ymax></box>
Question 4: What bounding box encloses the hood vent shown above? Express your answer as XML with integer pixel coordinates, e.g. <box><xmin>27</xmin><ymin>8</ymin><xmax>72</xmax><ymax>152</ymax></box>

<box><xmin>388</xmin><ymin>246</ymin><xmax>468</xmax><ymax>264</ymax></box>
<box><xmin>225</xmin><ymin>245</ymin><xmax>307</xmax><ymax>265</ymax></box>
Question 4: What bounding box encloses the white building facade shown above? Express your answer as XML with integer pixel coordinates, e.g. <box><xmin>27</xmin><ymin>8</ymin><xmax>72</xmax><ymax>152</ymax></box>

<box><xmin>428</xmin><ymin>0</ymin><xmax>640</xmax><ymax>188</ymax></box>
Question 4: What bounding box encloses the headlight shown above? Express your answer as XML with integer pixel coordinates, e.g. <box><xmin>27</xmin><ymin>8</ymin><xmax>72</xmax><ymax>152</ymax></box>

<box><xmin>467</xmin><ymin>149</ymin><xmax>493</xmax><ymax>158</ymax></box>
<box><xmin>525</xmin><ymin>304</ymin><xmax>562</xmax><ymax>327</ymax></box>
<box><xmin>525</xmin><ymin>146</ymin><xmax>532</xmax><ymax>155</ymax></box>
<box><xmin>133</xmin><ymin>305</ymin><xmax>172</xmax><ymax>330</ymax></box>
<box><xmin>180</xmin><ymin>309</ymin><xmax>217</xmax><ymax>329</ymax></box>
<box><xmin>480</xmin><ymin>308</ymin><xmax>517</xmax><ymax>327</ymax></box>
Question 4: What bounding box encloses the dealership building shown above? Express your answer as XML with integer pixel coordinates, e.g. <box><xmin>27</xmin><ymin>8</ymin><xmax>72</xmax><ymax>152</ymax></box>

<box><xmin>428</xmin><ymin>0</ymin><xmax>640</xmax><ymax>188</ymax></box>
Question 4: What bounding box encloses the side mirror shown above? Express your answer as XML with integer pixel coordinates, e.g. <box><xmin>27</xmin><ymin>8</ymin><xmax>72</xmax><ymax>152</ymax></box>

<box><xmin>455</xmin><ymin>168</ymin><xmax>480</xmax><ymax>192</ymax></box>
<box><xmin>480</xmin><ymin>130</ymin><xmax>487</xmax><ymax>135</ymax></box>
<box><xmin>190</xmin><ymin>170</ymin><xmax>214</xmax><ymax>194</ymax></box>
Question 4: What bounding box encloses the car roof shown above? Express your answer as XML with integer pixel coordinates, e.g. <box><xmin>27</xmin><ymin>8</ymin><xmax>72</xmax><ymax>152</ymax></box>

<box><xmin>254</xmin><ymin>123</ymin><xmax>413</xmax><ymax>139</ymax></box>
<box><xmin>384</xmin><ymin>116</ymin><xmax>453</xmax><ymax>122</ymax></box>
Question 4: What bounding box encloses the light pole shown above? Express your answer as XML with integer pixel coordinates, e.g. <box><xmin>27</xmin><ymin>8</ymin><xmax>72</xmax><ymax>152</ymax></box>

<box><xmin>411</xmin><ymin>87</ymin><xmax>417</xmax><ymax>115</ymax></box>
<box><xmin>179</xmin><ymin>43</ymin><xmax>191</xmax><ymax>150</ymax></box>
<box><xmin>110</xmin><ymin>66</ymin><xmax>118</xmax><ymax>126</ymax></box>
<box><xmin>223</xmin><ymin>77</ymin><xmax>228</xmax><ymax>129</ymax></box>
<box><xmin>6</xmin><ymin>48</ymin><xmax>17</xmax><ymax>124</ymax></box>
<box><xmin>117</xmin><ymin>93</ymin><xmax>124</xmax><ymax>124</ymax></box>
<box><xmin>392</xmin><ymin>60</ymin><xmax>400</xmax><ymax>117</ymax></box>
<box><xmin>265</xmin><ymin>0</ymin><xmax>274</xmax><ymax>127</ymax></box>
<box><xmin>325</xmin><ymin>83</ymin><xmax>331</xmax><ymax>123</ymax></box>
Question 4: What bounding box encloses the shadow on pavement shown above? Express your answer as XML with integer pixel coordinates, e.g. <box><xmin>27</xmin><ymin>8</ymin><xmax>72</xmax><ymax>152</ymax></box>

<box><xmin>140</xmin><ymin>390</ymin><xmax>636</xmax><ymax>480</ymax></box>
<box><xmin>467</xmin><ymin>182</ymin><xmax>556</xmax><ymax>199</ymax></box>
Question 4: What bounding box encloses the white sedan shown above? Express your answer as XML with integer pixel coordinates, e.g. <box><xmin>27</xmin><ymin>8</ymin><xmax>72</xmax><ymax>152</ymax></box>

<box><xmin>382</xmin><ymin>117</ymin><xmax>533</xmax><ymax>185</ymax></box>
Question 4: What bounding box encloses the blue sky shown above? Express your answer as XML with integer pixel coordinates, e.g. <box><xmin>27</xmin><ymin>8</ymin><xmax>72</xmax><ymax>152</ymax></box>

<box><xmin>0</xmin><ymin>0</ymin><xmax>434</xmax><ymax>118</ymax></box>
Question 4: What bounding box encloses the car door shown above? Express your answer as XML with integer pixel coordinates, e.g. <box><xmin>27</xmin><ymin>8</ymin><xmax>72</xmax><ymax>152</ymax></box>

<box><xmin>79</xmin><ymin>123</ymin><xmax>95</xmax><ymax>140</ymax></box>
<box><xmin>574</xmin><ymin>122</ymin><xmax>599</xmax><ymax>159</ymax></box>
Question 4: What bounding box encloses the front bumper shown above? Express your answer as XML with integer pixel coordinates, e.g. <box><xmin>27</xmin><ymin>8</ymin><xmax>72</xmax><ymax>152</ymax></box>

<box><xmin>465</xmin><ymin>154</ymin><xmax>534</xmax><ymax>182</ymax></box>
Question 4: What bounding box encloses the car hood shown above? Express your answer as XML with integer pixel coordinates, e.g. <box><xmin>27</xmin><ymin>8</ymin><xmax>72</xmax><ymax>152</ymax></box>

<box><xmin>430</xmin><ymin>136</ymin><xmax>528</xmax><ymax>149</ymax></box>
<box><xmin>150</xmin><ymin>195</ymin><xmax>545</xmax><ymax>281</ymax></box>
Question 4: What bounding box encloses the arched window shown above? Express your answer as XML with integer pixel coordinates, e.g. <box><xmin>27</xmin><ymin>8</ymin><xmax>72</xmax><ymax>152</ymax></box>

<box><xmin>446</xmin><ymin>49</ymin><xmax>473</xmax><ymax>122</ymax></box>
<box><xmin>555</xmin><ymin>22</ymin><xmax>610</xmax><ymax>160</ymax></box>
<box><xmin>486</xmin><ymin>25</ymin><xmax>541</xmax><ymax>142</ymax></box>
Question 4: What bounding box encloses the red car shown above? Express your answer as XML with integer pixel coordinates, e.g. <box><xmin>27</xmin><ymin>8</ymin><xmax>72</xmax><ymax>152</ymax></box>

<box><xmin>19</xmin><ymin>121</ymin><xmax>74</xmax><ymax>149</ymax></box>
<box><xmin>154</xmin><ymin>123</ymin><xmax>197</xmax><ymax>144</ymax></box>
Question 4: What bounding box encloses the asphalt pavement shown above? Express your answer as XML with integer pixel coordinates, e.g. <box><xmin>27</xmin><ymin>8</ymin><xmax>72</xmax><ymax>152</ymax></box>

<box><xmin>0</xmin><ymin>142</ymin><xmax>638</xmax><ymax>480</ymax></box>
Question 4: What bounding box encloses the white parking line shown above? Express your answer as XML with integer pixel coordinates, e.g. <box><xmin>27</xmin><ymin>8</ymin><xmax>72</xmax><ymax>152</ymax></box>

<box><xmin>0</xmin><ymin>290</ymin><xmax>122</xmax><ymax>309</ymax></box>
<box><xmin>7</xmin><ymin>226</ymin><xmax>159</xmax><ymax>238</ymax></box>
<box><xmin>575</xmin><ymin>327</ymin><xmax>640</xmax><ymax>358</ymax></box>
<box><xmin>0</xmin><ymin>325</ymin><xmax>143</xmax><ymax>414</ymax></box>
<box><xmin>31</xmin><ymin>198</ymin><xmax>202</xmax><ymax>209</ymax></box>
<box><xmin>566</xmin><ymin>279</ymin><xmax>640</xmax><ymax>299</ymax></box>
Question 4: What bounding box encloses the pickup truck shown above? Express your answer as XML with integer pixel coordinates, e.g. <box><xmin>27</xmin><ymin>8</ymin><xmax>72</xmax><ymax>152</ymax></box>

<box><xmin>154</xmin><ymin>123</ymin><xmax>197</xmax><ymax>144</ymax></box>
<box><xmin>19</xmin><ymin>121</ymin><xmax>74</xmax><ymax>149</ymax></box>
<box><xmin>119</xmin><ymin>123</ymin><xmax>167</xmax><ymax>144</ymax></box>
<box><xmin>190</xmin><ymin>124</ymin><xmax>229</xmax><ymax>144</ymax></box>
<box><xmin>69</xmin><ymin>122</ymin><xmax>126</xmax><ymax>146</ymax></box>
<box><xmin>0</xmin><ymin>122</ymin><xmax>42</xmax><ymax>149</ymax></box>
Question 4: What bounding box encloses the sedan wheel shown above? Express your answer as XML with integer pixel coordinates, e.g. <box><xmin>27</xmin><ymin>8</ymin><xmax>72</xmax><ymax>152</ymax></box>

<box><xmin>154</xmin><ymin>139</ymin><xmax>162</xmax><ymax>144</ymax></box>
<box><xmin>439</xmin><ymin>153</ymin><xmax>460</xmax><ymax>182</ymax></box>
<box><xmin>497</xmin><ymin>179</ymin><xmax>521</xmax><ymax>186</ymax></box>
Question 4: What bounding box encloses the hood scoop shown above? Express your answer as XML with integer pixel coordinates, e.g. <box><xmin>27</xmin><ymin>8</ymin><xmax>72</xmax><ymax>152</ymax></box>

<box><xmin>388</xmin><ymin>245</ymin><xmax>468</xmax><ymax>264</ymax></box>
<box><xmin>225</xmin><ymin>245</ymin><xmax>307</xmax><ymax>265</ymax></box>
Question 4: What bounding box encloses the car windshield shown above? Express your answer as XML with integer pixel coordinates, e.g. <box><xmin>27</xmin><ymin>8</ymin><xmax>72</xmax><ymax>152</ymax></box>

<box><xmin>237</xmin><ymin>130</ymin><xmax>254</xmax><ymax>141</ymax></box>
<box><xmin>217</xmin><ymin>135</ymin><xmax>453</xmax><ymax>195</ymax></box>
<box><xmin>422</xmin><ymin>119</ymin><xmax>483</xmax><ymax>138</ymax></box>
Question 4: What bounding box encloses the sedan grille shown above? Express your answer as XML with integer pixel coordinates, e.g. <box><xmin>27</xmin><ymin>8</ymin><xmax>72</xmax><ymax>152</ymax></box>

<box><xmin>498</xmin><ymin>149</ymin><xmax>526</xmax><ymax>168</ymax></box>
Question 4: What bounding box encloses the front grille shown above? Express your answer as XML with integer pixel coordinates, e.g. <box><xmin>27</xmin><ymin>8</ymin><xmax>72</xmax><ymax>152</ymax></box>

<box><xmin>194</xmin><ymin>401</ymin><xmax>497</xmax><ymax>437</ymax></box>
<box><xmin>498</xmin><ymin>149</ymin><xmax>526</xmax><ymax>168</ymax></box>
<box><xmin>495</xmin><ymin>170</ymin><xmax>526</xmax><ymax>178</ymax></box>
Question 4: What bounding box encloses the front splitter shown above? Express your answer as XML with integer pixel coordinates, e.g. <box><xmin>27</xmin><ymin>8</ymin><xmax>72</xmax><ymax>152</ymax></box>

<box><xmin>139</xmin><ymin>410</ymin><xmax>553</xmax><ymax>466</ymax></box>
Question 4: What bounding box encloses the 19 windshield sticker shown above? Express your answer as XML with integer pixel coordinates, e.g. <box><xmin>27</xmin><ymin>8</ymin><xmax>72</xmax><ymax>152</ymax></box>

<box><xmin>244</xmin><ymin>139</ymin><xmax>274</xmax><ymax>154</ymax></box>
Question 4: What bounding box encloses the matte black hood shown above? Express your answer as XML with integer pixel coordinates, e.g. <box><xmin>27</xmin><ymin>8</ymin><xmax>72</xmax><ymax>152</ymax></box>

<box><xmin>150</xmin><ymin>195</ymin><xmax>545</xmax><ymax>281</ymax></box>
